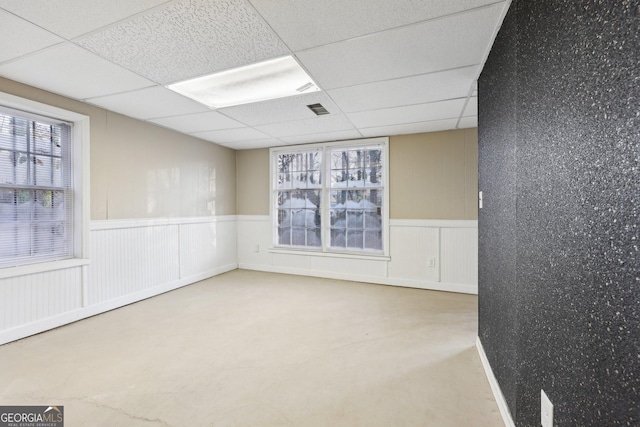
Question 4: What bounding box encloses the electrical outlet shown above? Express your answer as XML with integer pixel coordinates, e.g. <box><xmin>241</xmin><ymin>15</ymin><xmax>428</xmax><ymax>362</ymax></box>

<box><xmin>254</xmin><ymin>244</ymin><xmax>260</xmax><ymax>253</ymax></box>
<box><xmin>428</xmin><ymin>257</ymin><xmax>436</xmax><ymax>268</ymax></box>
<box><xmin>541</xmin><ymin>389</ymin><xmax>553</xmax><ymax>427</ymax></box>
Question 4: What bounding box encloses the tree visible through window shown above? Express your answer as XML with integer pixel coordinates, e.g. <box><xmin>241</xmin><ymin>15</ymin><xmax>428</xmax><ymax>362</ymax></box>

<box><xmin>276</xmin><ymin>149</ymin><xmax>322</xmax><ymax>248</ymax></box>
<box><xmin>328</xmin><ymin>146</ymin><xmax>383</xmax><ymax>251</ymax></box>
<box><xmin>273</xmin><ymin>139</ymin><xmax>387</xmax><ymax>255</ymax></box>
<box><xmin>0</xmin><ymin>108</ymin><xmax>73</xmax><ymax>267</ymax></box>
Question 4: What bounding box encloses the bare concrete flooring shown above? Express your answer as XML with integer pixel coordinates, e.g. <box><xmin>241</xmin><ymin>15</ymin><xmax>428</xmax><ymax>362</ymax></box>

<box><xmin>0</xmin><ymin>270</ymin><xmax>503</xmax><ymax>426</ymax></box>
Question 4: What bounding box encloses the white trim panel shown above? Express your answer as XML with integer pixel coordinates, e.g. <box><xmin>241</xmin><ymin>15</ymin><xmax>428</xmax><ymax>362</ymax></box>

<box><xmin>476</xmin><ymin>336</ymin><xmax>516</xmax><ymax>427</ymax></box>
<box><xmin>238</xmin><ymin>263</ymin><xmax>476</xmax><ymax>294</ymax></box>
<box><xmin>0</xmin><ymin>267</ymin><xmax>83</xmax><ymax>331</ymax></box>
<box><xmin>0</xmin><ymin>216</ymin><xmax>238</xmax><ymax>345</ymax></box>
<box><xmin>237</xmin><ymin>216</ymin><xmax>478</xmax><ymax>294</ymax></box>
<box><xmin>441</xmin><ymin>227</ymin><xmax>478</xmax><ymax>285</ymax></box>
<box><xmin>0</xmin><ymin>258</ymin><xmax>90</xmax><ymax>280</ymax></box>
<box><xmin>0</xmin><ymin>264</ymin><xmax>236</xmax><ymax>346</ymax></box>
<box><xmin>90</xmin><ymin>215</ymin><xmax>237</xmax><ymax>231</ymax></box>
<box><xmin>390</xmin><ymin>219</ymin><xmax>478</xmax><ymax>228</ymax></box>
<box><xmin>180</xmin><ymin>220</ymin><xmax>237</xmax><ymax>279</ymax></box>
<box><xmin>88</xmin><ymin>224</ymin><xmax>181</xmax><ymax>305</ymax></box>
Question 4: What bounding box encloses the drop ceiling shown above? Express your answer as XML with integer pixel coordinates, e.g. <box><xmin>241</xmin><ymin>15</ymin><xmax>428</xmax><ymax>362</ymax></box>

<box><xmin>0</xmin><ymin>0</ymin><xmax>510</xmax><ymax>150</ymax></box>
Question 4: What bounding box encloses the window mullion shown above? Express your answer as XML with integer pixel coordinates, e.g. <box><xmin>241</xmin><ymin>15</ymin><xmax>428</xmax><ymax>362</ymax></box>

<box><xmin>28</xmin><ymin>121</ymin><xmax>33</xmax><ymax>186</ymax></box>
<box><xmin>49</xmin><ymin>125</ymin><xmax>54</xmax><ymax>186</ymax></box>
<box><xmin>11</xmin><ymin>117</ymin><xmax>17</xmax><ymax>185</ymax></box>
<box><xmin>27</xmin><ymin>122</ymin><xmax>34</xmax><ymax>257</ymax></box>
<box><xmin>321</xmin><ymin>146</ymin><xmax>329</xmax><ymax>253</ymax></box>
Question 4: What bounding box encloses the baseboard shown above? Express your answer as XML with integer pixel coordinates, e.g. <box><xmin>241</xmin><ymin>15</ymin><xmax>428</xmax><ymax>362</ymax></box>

<box><xmin>384</xmin><ymin>276</ymin><xmax>477</xmax><ymax>294</ymax></box>
<box><xmin>476</xmin><ymin>336</ymin><xmax>516</xmax><ymax>427</ymax></box>
<box><xmin>0</xmin><ymin>263</ymin><xmax>237</xmax><ymax>346</ymax></box>
<box><xmin>238</xmin><ymin>263</ymin><xmax>477</xmax><ymax>294</ymax></box>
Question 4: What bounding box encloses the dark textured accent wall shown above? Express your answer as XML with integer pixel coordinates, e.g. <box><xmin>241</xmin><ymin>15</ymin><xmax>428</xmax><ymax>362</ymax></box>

<box><xmin>478</xmin><ymin>1</ymin><xmax>639</xmax><ymax>426</ymax></box>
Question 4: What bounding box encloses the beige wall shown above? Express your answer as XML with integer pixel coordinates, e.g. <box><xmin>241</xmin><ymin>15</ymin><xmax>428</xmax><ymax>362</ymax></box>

<box><xmin>0</xmin><ymin>77</ymin><xmax>236</xmax><ymax>220</ymax></box>
<box><xmin>236</xmin><ymin>148</ymin><xmax>269</xmax><ymax>215</ymax></box>
<box><xmin>390</xmin><ymin>129</ymin><xmax>478</xmax><ymax>220</ymax></box>
<box><xmin>235</xmin><ymin>129</ymin><xmax>478</xmax><ymax>220</ymax></box>
<box><xmin>0</xmin><ymin>77</ymin><xmax>475</xmax><ymax>221</ymax></box>
<box><xmin>93</xmin><ymin>112</ymin><xmax>236</xmax><ymax>219</ymax></box>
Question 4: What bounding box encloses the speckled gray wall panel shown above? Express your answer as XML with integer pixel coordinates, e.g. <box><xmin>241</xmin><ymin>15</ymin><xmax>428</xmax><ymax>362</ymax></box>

<box><xmin>478</xmin><ymin>1</ymin><xmax>639</xmax><ymax>426</ymax></box>
<box><xmin>477</xmin><ymin>2</ymin><xmax>519</xmax><ymax>420</ymax></box>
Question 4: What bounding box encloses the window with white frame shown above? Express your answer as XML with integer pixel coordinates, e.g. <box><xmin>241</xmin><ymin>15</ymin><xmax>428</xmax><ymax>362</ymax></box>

<box><xmin>272</xmin><ymin>138</ymin><xmax>388</xmax><ymax>256</ymax></box>
<box><xmin>0</xmin><ymin>101</ymin><xmax>83</xmax><ymax>269</ymax></box>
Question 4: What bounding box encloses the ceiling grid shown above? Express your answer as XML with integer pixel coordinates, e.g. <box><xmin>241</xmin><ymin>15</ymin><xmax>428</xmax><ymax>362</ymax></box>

<box><xmin>0</xmin><ymin>0</ymin><xmax>509</xmax><ymax>149</ymax></box>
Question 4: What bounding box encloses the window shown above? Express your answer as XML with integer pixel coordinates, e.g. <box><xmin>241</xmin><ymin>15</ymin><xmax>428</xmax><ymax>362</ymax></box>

<box><xmin>272</xmin><ymin>138</ymin><xmax>388</xmax><ymax>256</ymax></box>
<box><xmin>275</xmin><ymin>148</ymin><xmax>323</xmax><ymax>248</ymax></box>
<box><xmin>328</xmin><ymin>145</ymin><xmax>384</xmax><ymax>251</ymax></box>
<box><xmin>0</xmin><ymin>92</ymin><xmax>89</xmax><ymax>272</ymax></box>
<box><xmin>0</xmin><ymin>108</ymin><xmax>72</xmax><ymax>267</ymax></box>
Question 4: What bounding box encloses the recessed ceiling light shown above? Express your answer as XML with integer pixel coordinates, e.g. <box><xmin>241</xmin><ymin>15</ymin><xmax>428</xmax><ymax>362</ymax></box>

<box><xmin>166</xmin><ymin>56</ymin><xmax>320</xmax><ymax>109</ymax></box>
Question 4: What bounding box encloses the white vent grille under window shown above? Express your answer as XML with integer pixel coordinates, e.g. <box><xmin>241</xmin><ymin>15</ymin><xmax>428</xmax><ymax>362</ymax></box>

<box><xmin>0</xmin><ymin>107</ymin><xmax>73</xmax><ymax>268</ymax></box>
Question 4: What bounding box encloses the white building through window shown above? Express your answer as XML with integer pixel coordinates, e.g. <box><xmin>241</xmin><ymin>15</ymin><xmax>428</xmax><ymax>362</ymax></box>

<box><xmin>272</xmin><ymin>138</ymin><xmax>389</xmax><ymax>256</ymax></box>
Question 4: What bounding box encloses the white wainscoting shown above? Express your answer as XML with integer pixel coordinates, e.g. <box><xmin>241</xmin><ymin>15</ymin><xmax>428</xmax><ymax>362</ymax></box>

<box><xmin>1</xmin><ymin>215</ymin><xmax>477</xmax><ymax>345</ymax></box>
<box><xmin>0</xmin><ymin>216</ymin><xmax>237</xmax><ymax>345</ymax></box>
<box><xmin>0</xmin><ymin>267</ymin><xmax>83</xmax><ymax>331</ymax></box>
<box><xmin>237</xmin><ymin>216</ymin><xmax>478</xmax><ymax>294</ymax></box>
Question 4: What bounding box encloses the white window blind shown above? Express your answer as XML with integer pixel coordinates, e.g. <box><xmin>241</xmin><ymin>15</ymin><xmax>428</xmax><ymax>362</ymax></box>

<box><xmin>0</xmin><ymin>106</ymin><xmax>73</xmax><ymax>268</ymax></box>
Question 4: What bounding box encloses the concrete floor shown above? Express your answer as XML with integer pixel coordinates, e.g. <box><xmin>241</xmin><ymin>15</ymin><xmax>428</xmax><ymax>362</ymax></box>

<box><xmin>0</xmin><ymin>270</ymin><xmax>503</xmax><ymax>427</ymax></box>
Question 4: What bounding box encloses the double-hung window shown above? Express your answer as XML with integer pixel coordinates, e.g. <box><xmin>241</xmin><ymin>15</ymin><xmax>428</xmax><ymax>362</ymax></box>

<box><xmin>272</xmin><ymin>138</ymin><xmax>389</xmax><ymax>256</ymax></box>
<box><xmin>0</xmin><ymin>92</ymin><xmax>88</xmax><ymax>272</ymax></box>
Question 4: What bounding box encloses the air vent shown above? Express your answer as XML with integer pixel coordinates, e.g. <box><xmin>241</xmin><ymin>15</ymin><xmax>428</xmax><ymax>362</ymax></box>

<box><xmin>307</xmin><ymin>103</ymin><xmax>329</xmax><ymax>116</ymax></box>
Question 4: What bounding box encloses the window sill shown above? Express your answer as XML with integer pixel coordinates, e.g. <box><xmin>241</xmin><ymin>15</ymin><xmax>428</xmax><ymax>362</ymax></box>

<box><xmin>0</xmin><ymin>258</ymin><xmax>90</xmax><ymax>280</ymax></box>
<box><xmin>269</xmin><ymin>247</ymin><xmax>390</xmax><ymax>262</ymax></box>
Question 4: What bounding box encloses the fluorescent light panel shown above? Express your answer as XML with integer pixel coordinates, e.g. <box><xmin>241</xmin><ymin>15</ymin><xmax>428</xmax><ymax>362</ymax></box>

<box><xmin>166</xmin><ymin>56</ymin><xmax>320</xmax><ymax>108</ymax></box>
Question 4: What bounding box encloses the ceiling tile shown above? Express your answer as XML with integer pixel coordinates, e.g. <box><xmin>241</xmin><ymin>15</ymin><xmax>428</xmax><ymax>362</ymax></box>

<box><xmin>76</xmin><ymin>0</ymin><xmax>289</xmax><ymax>85</ymax></box>
<box><xmin>0</xmin><ymin>0</ymin><xmax>171</xmax><ymax>39</ymax></box>
<box><xmin>359</xmin><ymin>119</ymin><xmax>459</xmax><ymax>138</ymax></box>
<box><xmin>279</xmin><ymin>130</ymin><xmax>363</xmax><ymax>145</ymax></box>
<box><xmin>256</xmin><ymin>115</ymin><xmax>356</xmax><ymax>138</ymax></box>
<box><xmin>328</xmin><ymin>66</ymin><xmax>478</xmax><ymax>113</ymax></box>
<box><xmin>249</xmin><ymin>0</ymin><xmax>502</xmax><ymax>51</ymax></box>
<box><xmin>191</xmin><ymin>127</ymin><xmax>270</xmax><ymax>144</ymax></box>
<box><xmin>86</xmin><ymin>86</ymin><xmax>210</xmax><ymax>120</ymax></box>
<box><xmin>149</xmin><ymin>111</ymin><xmax>244</xmax><ymax>133</ymax></box>
<box><xmin>347</xmin><ymin>99</ymin><xmax>466</xmax><ymax>129</ymax></box>
<box><xmin>0</xmin><ymin>43</ymin><xmax>154</xmax><ymax>99</ymax></box>
<box><xmin>296</xmin><ymin>3</ymin><xmax>504</xmax><ymax>90</ymax></box>
<box><xmin>463</xmin><ymin>97</ymin><xmax>478</xmax><ymax>116</ymax></box>
<box><xmin>458</xmin><ymin>116</ymin><xmax>478</xmax><ymax>128</ymax></box>
<box><xmin>218</xmin><ymin>92</ymin><xmax>341</xmax><ymax>126</ymax></box>
<box><xmin>0</xmin><ymin>10</ymin><xmax>64</xmax><ymax>63</ymax></box>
